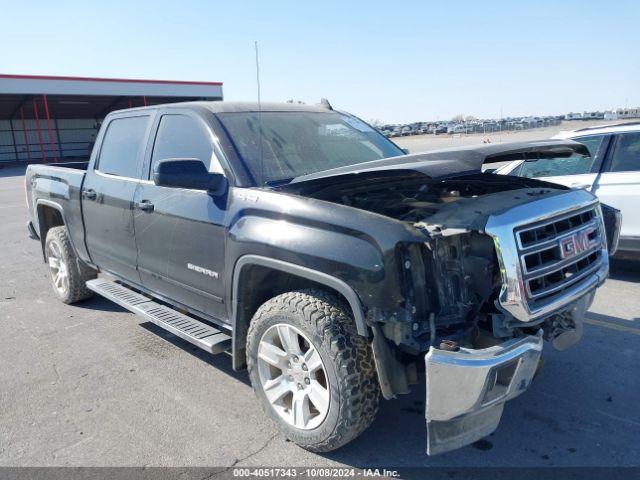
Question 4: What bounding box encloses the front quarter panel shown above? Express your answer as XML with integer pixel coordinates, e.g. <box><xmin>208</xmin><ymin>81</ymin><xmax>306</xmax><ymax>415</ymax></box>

<box><xmin>225</xmin><ymin>187</ymin><xmax>426</xmax><ymax>323</ymax></box>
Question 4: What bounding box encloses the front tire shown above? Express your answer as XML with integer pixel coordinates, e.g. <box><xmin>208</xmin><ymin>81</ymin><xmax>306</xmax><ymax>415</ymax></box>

<box><xmin>246</xmin><ymin>290</ymin><xmax>380</xmax><ymax>452</ymax></box>
<box><xmin>45</xmin><ymin>226</ymin><xmax>96</xmax><ymax>304</ymax></box>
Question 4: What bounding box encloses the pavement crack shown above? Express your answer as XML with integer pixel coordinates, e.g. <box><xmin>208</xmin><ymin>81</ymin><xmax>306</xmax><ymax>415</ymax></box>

<box><xmin>52</xmin><ymin>363</ymin><xmax>62</xmax><ymax>382</ymax></box>
<box><xmin>207</xmin><ymin>431</ymin><xmax>279</xmax><ymax>477</ymax></box>
<box><xmin>232</xmin><ymin>431</ymin><xmax>279</xmax><ymax>466</ymax></box>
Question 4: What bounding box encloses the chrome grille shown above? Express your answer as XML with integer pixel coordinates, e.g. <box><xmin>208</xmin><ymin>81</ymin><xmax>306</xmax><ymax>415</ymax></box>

<box><xmin>515</xmin><ymin>206</ymin><xmax>604</xmax><ymax>306</ymax></box>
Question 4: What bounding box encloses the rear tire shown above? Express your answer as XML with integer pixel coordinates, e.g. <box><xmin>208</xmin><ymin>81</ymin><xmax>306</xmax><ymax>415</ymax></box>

<box><xmin>246</xmin><ymin>289</ymin><xmax>380</xmax><ymax>452</ymax></box>
<box><xmin>45</xmin><ymin>226</ymin><xmax>96</xmax><ymax>304</ymax></box>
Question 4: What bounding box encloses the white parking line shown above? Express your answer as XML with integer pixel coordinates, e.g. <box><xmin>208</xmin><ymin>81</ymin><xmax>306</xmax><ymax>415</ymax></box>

<box><xmin>584</xmin><ymin>318</ymin><xmax>640</xmax><ymax>336</ymax></box>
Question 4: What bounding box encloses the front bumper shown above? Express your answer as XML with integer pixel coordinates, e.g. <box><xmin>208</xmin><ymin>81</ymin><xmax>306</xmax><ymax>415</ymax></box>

<box><xmin>425</xmin><ymin>331</ymin><xmax>543</xmax><ymax>455</ymax></box>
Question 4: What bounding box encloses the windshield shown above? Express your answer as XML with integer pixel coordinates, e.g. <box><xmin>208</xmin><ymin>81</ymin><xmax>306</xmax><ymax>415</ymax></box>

<box><xmin>216</xmin><ymin>111</ymin><xmax>404</xmax><ymax>185</ymax></box>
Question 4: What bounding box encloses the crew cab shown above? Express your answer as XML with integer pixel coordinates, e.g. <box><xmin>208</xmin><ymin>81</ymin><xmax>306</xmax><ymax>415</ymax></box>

<box><xmin>25</xmin><ymin>102</ymin><xmax>619</xmax><ymax>455</ymax></box>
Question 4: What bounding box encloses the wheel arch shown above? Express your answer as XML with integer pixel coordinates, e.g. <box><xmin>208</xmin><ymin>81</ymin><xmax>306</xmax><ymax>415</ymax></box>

<box><xmin>36</xmin><ymin>200</ymin><xmax>66</xmax><ymax>261</ymax></box>
<box><xmin>230</xmin><ymin>255</ymin><xmax>369</xmax><ymax>370</ymax></box>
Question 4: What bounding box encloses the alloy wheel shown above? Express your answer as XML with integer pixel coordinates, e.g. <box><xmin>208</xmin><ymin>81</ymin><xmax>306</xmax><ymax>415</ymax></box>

<box><xmin>257</xmin><ymin>323</ymin><xmax>330</xmax><ymax>430</ymax></box>
<box><xmin>47</xmin><ymin>240</ymin><xmax>69</xmax><ymax>296</ymax></box>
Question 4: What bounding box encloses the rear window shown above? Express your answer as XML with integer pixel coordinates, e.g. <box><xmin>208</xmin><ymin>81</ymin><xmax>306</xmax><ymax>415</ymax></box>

<box><xmin>97</xmin><ymin>116</ymin><xmax>150</xmax><ymax>178</ymax></box>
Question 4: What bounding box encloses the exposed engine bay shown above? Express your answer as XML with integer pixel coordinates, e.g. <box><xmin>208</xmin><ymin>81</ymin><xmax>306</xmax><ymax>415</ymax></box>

<box><xmin>284</xmin><ymin>170</ymin><xmax>562</xmax><ymax>223</ymax></box>
<box><xmin>282</xmin><ymin>170</ymin><xmax>584</xmax><ymax>355</ymax></box>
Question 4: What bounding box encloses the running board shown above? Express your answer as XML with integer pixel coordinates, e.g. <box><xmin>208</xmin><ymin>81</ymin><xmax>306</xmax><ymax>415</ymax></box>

<box><xmin>86</xmin><ymin>278</ymin><xmax>231</xmax><ymax>354</ymax></box>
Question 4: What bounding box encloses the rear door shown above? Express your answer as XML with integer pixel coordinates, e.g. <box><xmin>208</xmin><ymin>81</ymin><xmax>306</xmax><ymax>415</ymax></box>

<box><xmin>83</xmin><ymin>113</ymin><xmax>153</xmax><ymax>282</ymax></box>
<box><xmin>593</xmin><ymin>131</ymin><xmax>640</xmax><ymax>245</ymax></box>
<box><xmin>133</xmin><ymin>110</ymin><xmax>229</xmax><ymax>321</ymax></box>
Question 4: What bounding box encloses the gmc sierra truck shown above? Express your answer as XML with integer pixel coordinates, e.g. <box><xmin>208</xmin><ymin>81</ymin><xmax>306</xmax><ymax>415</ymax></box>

<box><xmin>25</xmin><ymin>101</ymin><xmax>621</xmax><ymax>455</ymax></box>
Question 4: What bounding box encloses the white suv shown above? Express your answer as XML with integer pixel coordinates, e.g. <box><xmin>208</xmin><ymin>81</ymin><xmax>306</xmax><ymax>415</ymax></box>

<box><xmin>496</xmin><ymin>122</ymin><xmax>640</xmax><ymax>254</ymax></box>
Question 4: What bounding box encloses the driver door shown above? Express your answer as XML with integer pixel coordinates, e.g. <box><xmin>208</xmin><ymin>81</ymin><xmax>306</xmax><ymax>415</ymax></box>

<box><xmin>133</xmin><ymin>110</ymin><xmax>229</xmax><ymax>322</ymax></box>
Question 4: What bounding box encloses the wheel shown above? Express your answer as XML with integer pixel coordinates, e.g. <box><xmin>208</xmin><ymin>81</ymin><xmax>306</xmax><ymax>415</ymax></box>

<box><xmin>246</xmin><ymin>289</ymin><xmax>380</xmax><ymax>452</ymax></box>
<box><xmin>45</xmin><ymin>226</ymin><xmax>96</xmax><ymax>304</ymax></box>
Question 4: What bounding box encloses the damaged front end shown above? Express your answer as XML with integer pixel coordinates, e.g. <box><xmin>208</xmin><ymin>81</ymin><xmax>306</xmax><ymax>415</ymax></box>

<box><xmin>423</xmin><ymin>188</ymin><xmax>608</xmax><ymax>454</ymax></box>
<box><xmin>283</xmin><ymin>165</ymin><xmax>613</xmax><ymax>456</ymax></box>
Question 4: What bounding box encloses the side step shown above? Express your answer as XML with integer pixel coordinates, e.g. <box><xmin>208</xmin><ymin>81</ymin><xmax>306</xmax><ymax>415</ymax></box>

<box><xmin>86</xmin><ymin>278</ymin><xmax>231</xmax><ymax>354</ymax></box>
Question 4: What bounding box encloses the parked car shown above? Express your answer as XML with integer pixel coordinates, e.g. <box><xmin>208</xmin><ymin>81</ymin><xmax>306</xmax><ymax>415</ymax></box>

<box><xmin>495</xmin><ymin>123</ymin><xmax>640</xmax><ymax>254</ymax></box>
<box><xmin>448</xmin><ymin>124</ymin><xmax>468</xmax><ymax>134</ymax></box>
<box><xmin>25</xmin><ymin>103</ymin><xmax>618</xmax><ymax>456</ymax></box>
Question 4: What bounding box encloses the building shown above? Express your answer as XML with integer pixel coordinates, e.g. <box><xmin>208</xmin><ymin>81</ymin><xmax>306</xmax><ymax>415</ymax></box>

<box><xmin>0</xmin><ymin>74</ymin><xmax>223</xmax><ymax>164</ymax></box>
<box><xmin>582</xmin><ymin>111</ymin><xmax>605</xmax><ymax>120</ymax></box>
<box><xmin>616</xmin><ymin>107</ymin><xmax>640</xmax><ymax>119</ymax></box>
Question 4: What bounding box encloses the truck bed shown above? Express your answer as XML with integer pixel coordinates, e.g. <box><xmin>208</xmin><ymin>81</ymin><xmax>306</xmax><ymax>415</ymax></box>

<box><xmin>25</xmin><ymin>162</ymin><xmax>89</xmax><ymax>261</ymax></box>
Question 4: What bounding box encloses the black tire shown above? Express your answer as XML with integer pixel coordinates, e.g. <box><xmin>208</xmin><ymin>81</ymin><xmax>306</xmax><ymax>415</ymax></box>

<box><xmin>45</xmin><ymin>226</ymin><xmax>96</xmax><ymax>304</ymax></box>
<box><xmin>246</xmin><ymin>289</ymin><xmax>380</xmax><ymax>452</ymax></box>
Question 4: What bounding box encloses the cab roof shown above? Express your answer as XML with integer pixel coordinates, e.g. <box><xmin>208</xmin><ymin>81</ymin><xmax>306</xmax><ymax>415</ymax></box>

<box><xmin>113</xmin><ymin>100</ymin><xmax>332</xmax><ymax>115</ymax></box>
<box><xmin>554</xmin><ymin>121</ymin><xmax>640</xmax><ymax>139</ymax></box>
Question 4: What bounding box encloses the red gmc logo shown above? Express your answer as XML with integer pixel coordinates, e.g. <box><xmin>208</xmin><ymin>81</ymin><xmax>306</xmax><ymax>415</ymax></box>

<box><xmin>559</xmin><ymin>226</ymin><xmax>598</xmax><ymax>259</ymax></box>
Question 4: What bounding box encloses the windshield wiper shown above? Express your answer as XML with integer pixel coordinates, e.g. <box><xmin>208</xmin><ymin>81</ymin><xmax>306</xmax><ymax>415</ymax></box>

<box><xmin>264</xmin><ymin>177</ymin><xmax>295</xmax><ymax>188</ymax></box>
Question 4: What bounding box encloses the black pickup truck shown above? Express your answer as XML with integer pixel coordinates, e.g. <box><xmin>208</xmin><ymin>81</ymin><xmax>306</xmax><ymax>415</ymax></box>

<box><xmin>25</xmin><ymin>102</ymin><xmax>620</xmax><ymax>455</ymax></box>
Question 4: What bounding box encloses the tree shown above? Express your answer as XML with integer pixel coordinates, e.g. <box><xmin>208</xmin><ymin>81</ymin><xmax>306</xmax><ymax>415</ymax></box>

<box><xmin>451</xmin><ymin>114</ymin><xmax>465</xmax><ymax>123</ymax></box>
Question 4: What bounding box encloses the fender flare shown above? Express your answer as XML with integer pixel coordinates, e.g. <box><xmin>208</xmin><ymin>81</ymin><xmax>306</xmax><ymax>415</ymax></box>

<box><xmin>35</xmin><ymin>199</ymin><xmax>69</xmax><ymax>260</ymax></box>
<box><xmin>231</xmin><ymin>255</ymin><xmax>369</xmax><ymax>337</ymax></box>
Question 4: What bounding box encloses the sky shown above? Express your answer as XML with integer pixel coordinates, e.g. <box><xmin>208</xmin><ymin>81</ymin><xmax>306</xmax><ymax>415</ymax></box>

<box><xmin>2</xmin><ymin>0</ymin><xmax>639</xmax><ymax>124</ymax></box>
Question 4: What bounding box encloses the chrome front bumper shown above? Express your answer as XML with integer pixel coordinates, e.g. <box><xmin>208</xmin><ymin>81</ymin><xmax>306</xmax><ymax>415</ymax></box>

<box><xmin>425</xmin><ymin>331</ymin><xmax>543</xmax><ymax>455</ymax></box>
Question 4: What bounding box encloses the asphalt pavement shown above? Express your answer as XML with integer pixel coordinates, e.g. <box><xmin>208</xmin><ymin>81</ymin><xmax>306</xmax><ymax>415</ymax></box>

<box><xmin>1</xmin><ymin>165</ymin><xmax>639</xmax><ymax>468</ymax></box>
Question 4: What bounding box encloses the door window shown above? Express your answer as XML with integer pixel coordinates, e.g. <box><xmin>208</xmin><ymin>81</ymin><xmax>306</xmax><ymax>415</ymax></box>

<box><xmin>151</xmin><ymin>115</ymin><xmax>214</xmax><ymax>173</ymax></box>
<box><xmin>517</xmin><ymin>134</ymin><xmax>605</xmax><ymax>178</ymax></box>
<box><xmin>572</xmin><ymin>135</ymin><xmax>605</xmax><ymax>159</ymax></box>
<box><xmin>97</xmin><ymin>115</ymin><xmax>150</xmax><ymax>178</ymax></box>
<box><xmin>610</xmin><ymin>132</ymin><xmax>640</xmax><ymax>172</ymax></box>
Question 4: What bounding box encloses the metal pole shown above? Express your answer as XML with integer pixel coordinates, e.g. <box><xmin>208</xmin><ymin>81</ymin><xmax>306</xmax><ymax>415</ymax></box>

<box><xmin>20</xmin><ymin>107</ymin><xmax>32</xmax><ymax>162</ymax></box>
<box><xmin>53</xmin><ymin>118</ymin><xmax>63</xmax><ymax>160</ymax></box>
<box><xmin>32</xmin><ymin>99</ymin><xmax>47</xmax><ymax>162</ymax></box>
<box><xmin>42</xmin><ymin>94</ymin><xmax>58</xmax><ymax>162</ymax></box>
<box><xmin>142</xmin><ymin>96</ymin><xmax>148</xmax><ymax>107</ymax></box>
<box><xmin>8</xmin><ymin>118</ymin><xmax>19</xmax><ymax>163</ymax></box>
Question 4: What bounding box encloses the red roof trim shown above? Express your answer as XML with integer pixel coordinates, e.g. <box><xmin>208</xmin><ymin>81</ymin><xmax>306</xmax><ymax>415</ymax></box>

<box><xmin>0</xmin><ymin>73</ymin><xmax>222</xmax><ymax>86</ymax></box>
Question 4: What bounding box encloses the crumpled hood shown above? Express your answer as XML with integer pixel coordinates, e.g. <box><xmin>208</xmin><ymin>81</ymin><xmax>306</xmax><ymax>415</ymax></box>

<box><xmin>290</xmin><ymin>139</ymin><xmax>589</xmax><ymax>184</ymax></box>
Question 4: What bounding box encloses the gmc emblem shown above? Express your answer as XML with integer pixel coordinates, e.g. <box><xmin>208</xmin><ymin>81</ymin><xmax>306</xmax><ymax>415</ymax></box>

<box><xmin>559</xmin><ymin>226</ymin><xmax>598</xmax><ymax>259</ymax></box>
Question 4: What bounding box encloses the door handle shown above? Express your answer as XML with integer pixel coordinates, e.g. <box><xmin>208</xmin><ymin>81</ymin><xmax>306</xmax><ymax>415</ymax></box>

<box><xmin>135</xmin><ymin>200</ymin><xmax>154</xmax><ymax>212</ymax></box>
<box><xmin>82</xmin><ymin>188</ymin><xmax>97</xmax><ymax>200</ymax></box>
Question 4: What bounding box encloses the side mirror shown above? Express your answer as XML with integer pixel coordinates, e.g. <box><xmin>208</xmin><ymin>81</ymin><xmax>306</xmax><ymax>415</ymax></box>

<box><xmin>153</xmin><ymin>159</ymin><xmax>227</xmax><ymax>195</ymax></box>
